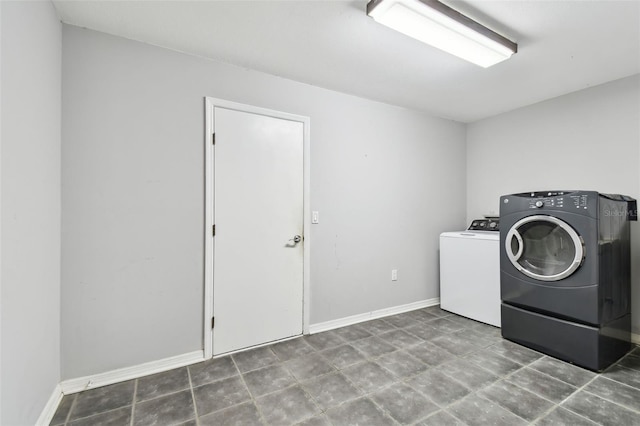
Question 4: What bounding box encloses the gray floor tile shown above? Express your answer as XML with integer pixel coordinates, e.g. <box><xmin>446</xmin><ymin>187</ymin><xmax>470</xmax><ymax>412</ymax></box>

<box><xmin>529</xmin><ymin>356</ymin><xmax>596</xmax><ymax>387</ymax></box>
<box><xmin>404</xmin><ymin>309</ymin><xmax>440</xmax><ymax>323</ymax></box>
<box><xmin>342</xmin><ymin>361</ymin><xmax>396</xmax><ymax>393</ymax></box>
<box><xmin>301</xmin><ymin>372</ymin><xmax>362</xmax><ymax>410</ymax></box>
<box><xmin>488</xmin><ymin>340</ymin><xmax>543</xmax><ymax>365</ymax></box>
<box><xmin>188</xmin><ymin>356</ymin><xmax>238</xmax><ymax>387</ymax></box>
<box><xmin>231</xmin><ymin>346</ymin><xmax>279</xmax><ymax>373</ymax></box>
<box><xmin>584</xmin><ymin>376</ymin><xmax>640</xmax><ymax>412</ymax></box>
<box><xmin>255</xmin><ymin>385</ymin><xmax>319</xmax><ymax>425</ymax></box>
<box><xmin>68</xmin><ymin>406</ymin><xmax>132</xmax><ymax>426</ymax></box>
<box><xmin>295</xmin><ymin>414</ymin><xmax>331</xmax><ymax>426</ymax></box>
<box><xmin>562</xmin><ymin>390</ymin><xmax>640</xmax><ymax>425</ymax></box>
<box><xmin>417</xmin><ymin>410</ymin><xmax>465</xmax><ymax>426</ymax></box>
<box><xmin>284</xmin><ymin>352</ymin><xmax>335</xmax><ymax>381</ymax></box>
<box><xmin>192</xmin><ymin>376</ymin><xmax>250</xmax><ymax>417</ymax></box>
<box><xmin>408</xmin><ymin>369</ymin><xmax>471</xmax><ymax>407</ymax></box>
<box><xmin>242</xmin><ymin>364</ymin><xmax>295</xmax><ymax>397</ymax></box>
<box><xmin>448</xmin><ymin>394</ymin><xmax>528</xmax><ymax>426</ymax></box>
<box><xmin>506</xmin><ymin>367</ymin><xmax>577</xmax><ymax>403</ymax></box>
<box><xmin>617</xmin><ymin>353</ymin><xmax>640</xmax><ymax>371</ymax></box>
<box><xmin>404</xmin><ymin>323</ymin><xmax>445</xmax><ymax>341</ymax></box>
<box><xmin>478</xmin><ymin>380</ymin><xmax>554</xmax><ymax>421</ymax></box>
<box><xmin>379</xmin><ymin>329</ymin><xmax>423</xmax><ymax>348</ymax></box>
<box><xmin>350</xmin><ymin>336</ymin><xmax>396</xmax><ymax>358</ymax></box>
<box><xmin>133</xmin><ymin>389</ymin><xmax>195</xmax><ymax>426</ymax></box>
<box><xmin>62</xmin><ymin>311</ymin><xmax>640</xmax><ymax>426</ymax></box>
<box><xmin>431</xmin><ymin>333</ymin><xmax>478</xmax><ymax>356</ymax></box>
<box><xmin>69</xmin><ymin>381</ymin><xmax>135</xmax><ymax>421</ymax></box>
<box><xmin>271</xmin><ymin>338</ymin><xmax>316</xmax><ymax>361</ymax></box>
<box><xmin>472</xmin><ymin>322</ymin><xmax>502</xmax><ymax>337</ymax></box>
<box><xmin>303</xmin><ymin>330</ymin><xmax>345</xmax><ymax>351</ymax></box>
<box><xmin>320</xmin><ymin>344</ymin><xmax>365</xmax><ymax>369</ymax></box>
<box><xmin>50</xmin><ymin>394</ymin><xmax>75</xmax><ymax>425</ymax></box>
<box><xmin>452</xmin><ymin>328</ymin><xmax>500</xmax><ymax>348</ymax></box>
<box><xmin>422</xmin><ymin>306</ymin><xmax>451</xmax><ymax>318</ymax></box>
<box><xmin>359</xmin><ymin>318</ymin><xmax>397</xmax><ymax>335</ymax></box>
<box><xmin>333</xmin><ymin>324</ymin><xmax>372</xmax><ymax>341</ymax></box>
<box><xmin>430</xmin><ymin>318</ymin><xmax>465</xmax><ymax>333</ymax></box>
<box><xmin>384</xmin><ymin>313</ymin><xmax>417</xmax><ymax>328</ymax></box>
<box><xmin>376</xmin><ymin>350</ymin><xmax>428</xmax><ymax>379</ymax></box>
<box><xmin>601</xmin><ymin>363</ymin><xmax>640</xmax><ymax>389</ymax></box>
<box><xmin>136</xmin><ymin>367</ymin><xmax>190</xmax><ymax>402</ymax></box>
<box><xmin>536</xmin><ymin>406</ymin><xmax>598</xmax><ymax>426</ymax></box>
<box><xmin>444</xmin><ymin>315</ymin><xmax>484</xmax><ymax>329</ymax></box>
<box><xmin>198</xmin><ymin>401</ymin><xmax>264</xmax><ymax>426</ymax></box>
<box><xmin>464</xmin><ymin>348</ymin><xmax>522</xmax><ymax>376</ymax></box>
<box><xmin>406</xmin><ymin>341</ymin><xmax>454</xmax><ymax>367</ymax></box>
<box><xmin>439</xmin><ymin>358</ymin><xmax>499</xmax><ymax>390</ymax></box>
<box><xmin>371</xmin><ymin>382</ymin><xmax>438</xmax><ymax>424</ymax></box>
<box><xmin>326</xmin><ymin>397</ymin><xmax>395</xmax><ymax>426</ymax></box>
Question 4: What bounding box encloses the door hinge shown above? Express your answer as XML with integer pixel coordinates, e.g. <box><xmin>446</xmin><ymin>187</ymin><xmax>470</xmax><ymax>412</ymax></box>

<box><xmin>212</xmin><ymin>224</ymin><xmax>216</xmax><ymax>236</ymax></box>
<box><xmin>212</xmin><ymin>133</ymin><xmax>215</xmax><ymax>145</ymax></box>
<box><xmin>211</xmin><ymin>317</ymin><xmax>215</xmax><ymax>328</ymax></box>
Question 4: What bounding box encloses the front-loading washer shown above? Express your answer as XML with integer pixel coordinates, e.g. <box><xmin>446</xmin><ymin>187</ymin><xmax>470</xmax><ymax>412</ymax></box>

<box><xmin>500</xmin><ymin>190</ymin><xmax>636</xmax><ymax>371</ymax></box>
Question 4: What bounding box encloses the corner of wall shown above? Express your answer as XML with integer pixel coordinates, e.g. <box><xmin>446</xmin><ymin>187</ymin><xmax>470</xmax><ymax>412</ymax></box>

<box><xmin>1</xmin><ymin>0</ymin><xmax>62</xmax><ymax>424</ymax></box>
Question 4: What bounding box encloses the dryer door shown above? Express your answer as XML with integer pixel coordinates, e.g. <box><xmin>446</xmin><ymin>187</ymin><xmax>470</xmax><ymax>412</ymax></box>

<box><xmin>505</xmin><ymin>215</ymin><xmax>585</xmax><ymax>282</ymax></box>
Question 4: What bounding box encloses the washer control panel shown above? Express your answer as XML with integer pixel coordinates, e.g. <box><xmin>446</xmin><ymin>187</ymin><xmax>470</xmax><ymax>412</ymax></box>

<box><xmin>468</xmin><ymin>219</ymin><xmax>500</xmax><ymax>231</ymax></box>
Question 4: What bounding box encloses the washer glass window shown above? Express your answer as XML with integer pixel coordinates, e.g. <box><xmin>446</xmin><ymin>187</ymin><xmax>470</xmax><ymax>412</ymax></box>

<box><xmin>506</xmin><ymin>215</ymin><xmax>584</xmax><ymax>281</ymax></box>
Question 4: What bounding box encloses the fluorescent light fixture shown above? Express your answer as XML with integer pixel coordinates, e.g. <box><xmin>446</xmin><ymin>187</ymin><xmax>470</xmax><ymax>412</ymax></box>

<box><xmin>367</xmin><ymin>0</ymin><xmax>517</xmax><ymax>67</ymax></box>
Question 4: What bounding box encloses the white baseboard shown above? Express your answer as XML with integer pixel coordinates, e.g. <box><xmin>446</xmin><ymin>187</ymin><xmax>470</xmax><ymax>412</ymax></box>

<box><xmin>632</xmin><ymin>332</ymin><xmax>640</xmax><ymax>345</ymax></box>
<box><xmin>36</xmin><ymin>384</ymin><xmax>64</xmax><ymax>426</ymax></box>
<box><xmin>60</xmin><ymin>350</ymin><xmax>204</xmax><ymax>395</ymax></box>
<box><xmin>309</xmin><ymin>298</ymin><xmax>440</xmax><ymax>334</ymax></box>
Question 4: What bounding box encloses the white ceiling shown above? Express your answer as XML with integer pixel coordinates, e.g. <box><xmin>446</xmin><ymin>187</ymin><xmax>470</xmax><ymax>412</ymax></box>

<box><xmin>52</xmin><ymin>0</ymin><xmax>640</xmax><ymax>123</ymax></box>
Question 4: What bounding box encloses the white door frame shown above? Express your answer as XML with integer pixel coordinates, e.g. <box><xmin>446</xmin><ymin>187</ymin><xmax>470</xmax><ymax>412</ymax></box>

<box><xmin>204</xmin><ymin>97</ymin><xmax>311</xmax><ymax>359</ymax></box>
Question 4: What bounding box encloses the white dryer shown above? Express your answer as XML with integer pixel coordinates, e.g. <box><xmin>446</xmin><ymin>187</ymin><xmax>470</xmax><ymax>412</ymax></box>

<box><xmin>440</xmin><ymin>220</ymin><xmax>500</xmax><ymax>327</ymax></box>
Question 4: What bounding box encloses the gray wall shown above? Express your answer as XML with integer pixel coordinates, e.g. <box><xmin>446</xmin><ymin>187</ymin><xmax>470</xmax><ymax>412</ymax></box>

<box><xmin>61</xmin><ymin>25</ymin><xmax>466</xmax><ymax>379</ymax></box>
<box><xmin>1</xmin><ymin>1</ymin><xmax>62</xmax><ymax>424</ymax></box>
<box><xmin>466</xmin><ymin>75</ymin><xmax>640</xmax><ymax>334</ymax></box>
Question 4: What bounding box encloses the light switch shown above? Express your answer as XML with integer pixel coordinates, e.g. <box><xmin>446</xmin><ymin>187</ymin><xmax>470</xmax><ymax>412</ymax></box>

<box><xmin>312</xmin><ymin>211</ymin><xmax>319</xmax><ymax>224</ymax></box>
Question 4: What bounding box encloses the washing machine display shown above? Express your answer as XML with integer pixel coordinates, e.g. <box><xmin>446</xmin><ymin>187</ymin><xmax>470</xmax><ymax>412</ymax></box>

<box><xmin>500</xmin><ymin>190</ymin><xmax>636</xmax><ymax>372</ymax></box>
<box><xmin>504</xmin><ymin>215</ymin><xmax>584</xmax><ymax>282</ymax></box>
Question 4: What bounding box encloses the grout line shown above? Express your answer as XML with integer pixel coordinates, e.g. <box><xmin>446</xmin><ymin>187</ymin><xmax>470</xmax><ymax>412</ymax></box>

<box><xmin>419</xmin><ymin>341</ymin><xmax>548</xmax><ymax>425</ymax></box>
<box><xmin>129</xmin><ymin>379</ymin><xmax>137</xmax><ymax>426</ymax></box>
<box><xmin>577</xmin><ymin>380</ymin><xmax>640</xmax><ymax>415</ymax></box>
<box><xmin>186</xmin><ymin>365</ymin><xmax>201</xmax><ymax>426</ymax></box>
<box><xmin>63</xmin><ymin>394</ymin><xmax>78</xmax><ymax>426</ymax></box>
<box><xmin>229</xmin><ymin>353</ymin><xmax>271</xmax><ymax>425</ymax></box>
<box><xmin>63</xmin><ymin>404</ymin><xmax>135</xmax><ymax>424</ymax></box>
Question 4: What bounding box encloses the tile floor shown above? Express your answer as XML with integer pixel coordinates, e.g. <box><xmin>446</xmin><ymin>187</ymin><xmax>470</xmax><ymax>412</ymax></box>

<box><xmin>51</xmin><ymin>305</ymin><xmax>640</xmax><ymax>426</ymax></box>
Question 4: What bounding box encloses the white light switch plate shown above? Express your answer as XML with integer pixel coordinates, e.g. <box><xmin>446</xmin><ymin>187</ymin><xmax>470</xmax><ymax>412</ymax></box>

<box><xmin>312</xmin><ymin>211</ymin><xmax>319</xmax><ymax>224</ymax></box>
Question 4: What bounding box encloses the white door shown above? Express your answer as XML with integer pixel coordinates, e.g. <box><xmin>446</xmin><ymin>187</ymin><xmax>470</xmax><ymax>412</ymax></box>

<box><xmin>212</xmin><ymin>106</ymin><xmax>304</xmax><ymax>355</ymax></box>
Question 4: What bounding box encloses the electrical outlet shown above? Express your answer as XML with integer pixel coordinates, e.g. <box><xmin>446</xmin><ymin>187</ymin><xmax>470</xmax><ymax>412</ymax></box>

<box><xmin>391</xmin><ymin>269</ymin><xmax>398</xmax><ymax>281</ymax></box>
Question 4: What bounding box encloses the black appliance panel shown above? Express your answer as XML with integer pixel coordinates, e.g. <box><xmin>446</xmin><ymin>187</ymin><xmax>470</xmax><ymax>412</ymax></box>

<box><xmin>502</xmin><ymin>303</ymin><xmax>631</xmax><ymax>372</ymax></box>
<box><xmin>499</xmin><ymin>190</ymin><xmax>634</xmax><ymax>372</ymax></box>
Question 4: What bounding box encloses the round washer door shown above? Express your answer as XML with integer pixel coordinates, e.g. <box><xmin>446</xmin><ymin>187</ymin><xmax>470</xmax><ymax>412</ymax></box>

<box><xmin>505</xmin><ymin>215</ymin><xmax>585</xmax><ymax>282</ymax></box>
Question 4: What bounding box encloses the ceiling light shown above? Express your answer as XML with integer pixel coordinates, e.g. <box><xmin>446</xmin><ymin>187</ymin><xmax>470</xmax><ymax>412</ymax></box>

<box><xmin>367</xmin><ymin>0</ymin><xmax>517</xmax><ymax>68</ymax></box>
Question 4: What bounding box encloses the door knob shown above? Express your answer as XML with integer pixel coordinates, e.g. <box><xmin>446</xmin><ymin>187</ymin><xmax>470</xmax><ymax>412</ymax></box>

<box><xmin>290</xmin><ymin>235</ymin><xmax>302</xmax><ymax>243</ymax></box>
